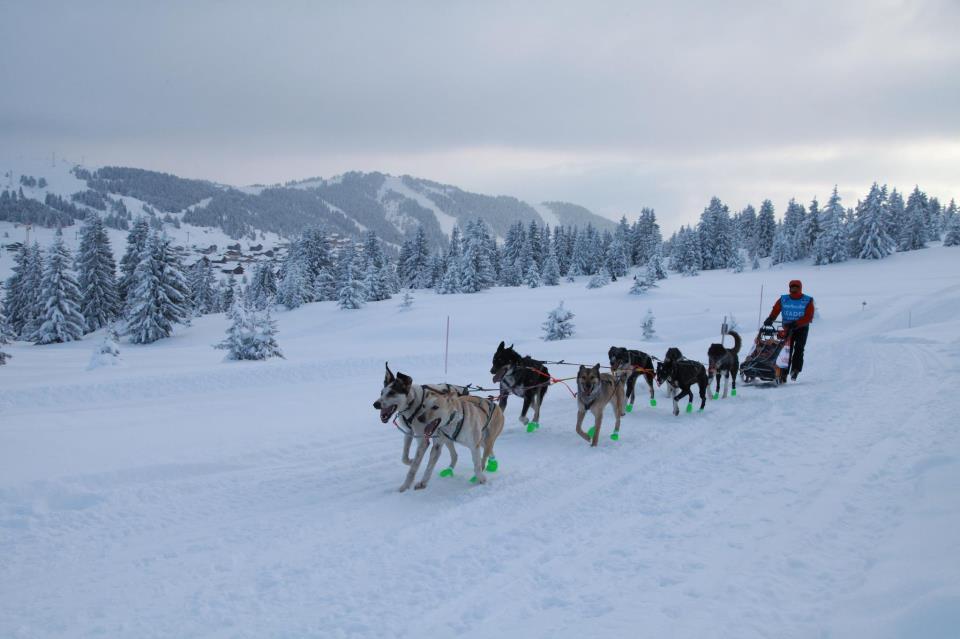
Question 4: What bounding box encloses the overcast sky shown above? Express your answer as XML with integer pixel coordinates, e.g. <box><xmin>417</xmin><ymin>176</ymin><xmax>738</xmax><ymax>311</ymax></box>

<box><xmin>1</xmin><ymin>0</ymin><xmax>958</xmax><ymax>231</ymax></box>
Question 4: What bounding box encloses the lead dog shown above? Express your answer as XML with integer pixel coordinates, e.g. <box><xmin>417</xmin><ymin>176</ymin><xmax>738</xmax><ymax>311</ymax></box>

<box><xmin>575</xmin><ymin>364</ymin><xmax>626</xmax><ymax>446</ymax></box>
<box><xmin>608</xmin><ymin>346</ymin><xmax>656</xmax><ymax>410</ymax></box>
<box><xmin>490</xmin><ymin>341</ymin><xmax>549</xmax><ymax>431</ymax></box>
<box><xmin>707</xmin><ymin>330</ymin><xmax>741</xmax><ymax>399</ymax></box>
<box><xmin>656</xmin><ymin>347</ymin><xmax>708</xmax><ymax>416</ymax></box>
<box><xmin>373</xmin><ymin>363</ymin><xmax>459</xmax><ymax>479</ymax></box>
<box><xmin>414</xmin><ymin>387</ymin><xmax>505</xmax><ymax>488</ymax></box>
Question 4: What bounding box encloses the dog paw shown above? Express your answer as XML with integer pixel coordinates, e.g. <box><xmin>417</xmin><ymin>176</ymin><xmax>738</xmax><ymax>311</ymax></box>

<box><xmin>401</xmin><ymin>458</ymin><xmax>413</xmax><ymax>466</ymax></box>
<box><xmin>398</xmin><ymin>485</ymin><xmax>410</xmax><ymax>493</ymax></box>
<box><xmin>519</xmin><ymin>415</ymin><xmax>529</xmax><ymax>425</ymax></box>
<box><xmin>414</xmin><ymin>482</ymin><xmax>428</xmax><ymax>490</ymax></box>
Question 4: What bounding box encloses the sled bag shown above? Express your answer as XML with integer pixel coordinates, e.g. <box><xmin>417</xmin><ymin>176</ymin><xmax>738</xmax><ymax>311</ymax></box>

<box><xmin>776</xmin><ymin>342</ymin><xmax>791</xmax><ymax>369</ymax></box>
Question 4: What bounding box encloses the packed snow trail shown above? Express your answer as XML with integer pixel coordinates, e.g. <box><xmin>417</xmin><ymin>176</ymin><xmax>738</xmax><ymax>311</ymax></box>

<box><xmin>1</xmin><ymin>248</ymin><xmax>959</xmax><ymax>637</ymax></box>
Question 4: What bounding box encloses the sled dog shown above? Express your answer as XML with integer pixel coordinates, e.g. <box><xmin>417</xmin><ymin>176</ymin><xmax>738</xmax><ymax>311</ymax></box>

<box><xmin>490</xmin><ymin>341</ymin><xmax>549</xmax><ymax>430</ymax></box>
<box><xmin>656</xmin><ymin>348</ymin><xmax>708</xmax><ymax>416</ymax></box>
<box><xmin>608</xmin><ymin>346</ymin><xmax>656</xmax><ymax>409</ymax></box>
<box><xmin>373</xmin><ymin>363</ymin><xmax>459</xmax><ymax>482</ymax></box>
<box><xmin>574</xmin><ymin>364</ymin><xmax>626</xmax><ymax>446</ymax></box>
<box><xmin>413</xmin><ymin>387</ymin><xmax>505</xmax><ymax>488</ymax></box>
<box><xmin>707</xmin><ymin>330</ymin><xmax>742</xmax><ymax>399</ymax></box>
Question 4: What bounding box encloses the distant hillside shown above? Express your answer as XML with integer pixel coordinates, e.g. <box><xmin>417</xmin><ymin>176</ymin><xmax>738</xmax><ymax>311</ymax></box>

<box><xmin>1</xmin><ymin>159</ymin><xmax>619</xmax><ymax>248</ymax></box>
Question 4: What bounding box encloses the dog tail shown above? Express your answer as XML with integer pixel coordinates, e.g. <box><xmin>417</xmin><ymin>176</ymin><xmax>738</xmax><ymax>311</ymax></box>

<box><xmin>729</xmin><ymin>330</ymin><xmax>742</xmax><ymax>354</ymax></box>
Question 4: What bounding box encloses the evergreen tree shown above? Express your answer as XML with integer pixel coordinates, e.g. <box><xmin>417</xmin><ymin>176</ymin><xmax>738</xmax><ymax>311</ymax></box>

<box><xmin>943</xmin><ymin>211</ymin><xmax>960</xmax><ymax>247</ymax></box>
<box><xmin>885</xmin><ymin>188</ymin><xmax>905</xmax><ymax>244</ymax></box>
<box><xmin>730</xmin><ymin>249</ymin><xmax>746</xmax><ymax>273</ymax></box>
<box><xmin>799</xmin><ymin>197</ymin><xmax>821</xmax><ymax>260</ymax></box>
<box><xmin>277</xmin><ymin>260</ymin><xmax>308</xmax><ymax>309</ymax></box>
<box><xmin>399</xmin><ymin>290</ymin><xmax>414</xmax><ymax>310</ymax></box>
<box><xmin>118</xmin><ymin>217</ymin><xmax>150</xmax><ymax>305</ymax></box>
<box><xmin>126</xmin><ymin>233</ymin><xmax>190</xmax><ymax>344</ymax></box>
<box><xmin>519</xmin><ymin>241</ymin><xmax>540</xmax><ymax>288</ymax></box>
<box><xmin>541</xmin><ymin>244</ymin><xmax>561</xmax><ymax>286</ymax></box>
<box><xmin>770</xmin><ymin>223</ymin><xmax>791</xmax><ymax>266</ymax></box>
<box><xmin>188</xmin><ymin>258</ymin><xmax>217</xmax><ymax>314</ymax></box>
<box><xmin>0</xmin><ymin>303</ymin><xmax>12</xmax><ymax>365</ymax></box>
<box><xmin>337</xmin><ymin>261</ymin><xmax>365</xmax><ymax>310</ymax></box>
<box><xmin>737</xmin><ymin>204</ymin><xmax>758</xmax><ymax>256</ymax></box>
<box><xmin>698</xmin><ymin>197</ymin><xmax>735</xmax><ymax>269</ymax></box>
<box><xmin>605</xmin><ymin>233</ymin><xmax>629</xmax><ymax>279</ymax></box>
<box><xmin>3</xmin><ymin>243</ymin><xmax>39</xmax><ymax>337</ymax></box>
<box><xmin>641</xmin><ymin>309</ymin><xmax>656</xmax><ymax>340</ymax></box>
<box><xmin>926</xmin><ymin>196</ymin><xmax>943</xmax><ymax>242</ymax></box>
<box><xmin>854</xmin><ymin>183</ymin><xmax>894</xmax><ymax>259</ymax></box>
<box><xmin>648</xmin><ymin>248</ymin><xmax>667</xmax><ymax>280</ymax></box>
<box><xmin>76</xmin><ymin>214</ymin><xmax>119</xmax><ymax>332</ymax></box>
<box><xmin>246</xmin><ymin>262</ymin><xmax>278</xmax><ymax>310</ymax></box>
<box><xmin>755</xmin><ymin>200</ymin><xmax>777</xmax><ymax>258</ymax></box>
<box><xmin>542</xmin><ymin>301</ymin><xmax>575</xmax><ymax>341</ymax></box>
<box><xmin>438</xmin><ymin>255</ymin><xmax>462</xmax><ymax>294</ymax></box>
<box><xmin>814</xmin><ymin>186</ymin><xmax>849</xmax><ymax>264</ymax></box>
<box><xmin>312</xmin><ymin>267</ymin><xmax>337</xmax><ymax>302</ymax></box>
<box><xmin>782</xmin><ymin>198</ymin><xmax>806</xmax><ymax>261</ymax></box>
<box><xmin>88</xmin><ymin>324</ymin><xmax>122</xmax><ymax>369</ymax></box>
<box><xmin>34</xmin><ymin>230</ymin><xmax>85</xmax><ymax>344</ymax></box>
<box><xmin>216</xmin><ymin>293</ymin><xmax>283</xmax><ymax>361</ymax></box>
<box><xmin>587</xmin><ymin>270</ymin><xmax>610</xmax><ymax>289</ymax></box>
<box><xmin>898</xmin><ymin>186</ymin><xmax>929</xmax><ymax>252</ymax></box>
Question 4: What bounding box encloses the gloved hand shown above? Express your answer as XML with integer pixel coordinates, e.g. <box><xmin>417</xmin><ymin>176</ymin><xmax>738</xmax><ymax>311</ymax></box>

<box><xmin>763</xmin><ymin>317</ymin><xmax>774</xmax><ymax>327</ymax></box>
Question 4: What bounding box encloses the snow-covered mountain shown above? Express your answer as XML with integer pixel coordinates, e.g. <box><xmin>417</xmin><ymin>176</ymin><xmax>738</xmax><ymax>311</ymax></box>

<box><xmin>0</xmin><ymin>155</ymin><xmax>617</xmax><ymax>254</ymax></box>
<box><xmin>1</xmin><ymin>243</ymin><xmax>958</xmax><ymax>637</ymax></box>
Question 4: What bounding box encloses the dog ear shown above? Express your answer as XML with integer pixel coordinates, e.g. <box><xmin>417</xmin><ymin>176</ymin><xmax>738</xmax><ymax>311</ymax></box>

<box><xmin>384</xmin><ymin>362</ymin><xmax>395</xmax><ymax>386</ymax></box>
<box><xmin>497</xmin><ymin>340</ymin><xmax>505</xmax><ymax>352</ymax></box>
<box><xmin>395</xmin><ymin>372</ymin><xmax>412</xmax><ymax>393</ymax></box>
<box><xmin>593</xmin><ymin>363</ymin><xmax>601</xmax><ymax>375</ymax></box>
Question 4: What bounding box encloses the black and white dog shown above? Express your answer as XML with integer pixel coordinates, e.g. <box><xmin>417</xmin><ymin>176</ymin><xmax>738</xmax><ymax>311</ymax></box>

<box><xmin>707</xmin><ymin>330</ymin><xmax>742</xmax><ymax>399</ymax></box>
<box><xmin>608</xmin><ymin>346</ymin><xmax>657</xmax><ymax>410</ymax></box>
<box><xmin>655</xmin><ymin>347</ymin><xmax>708</xmax><ymax>416</ymax></box>
<box><xmin>490</xmin><ymin>341</ymin><xmax>549</xmax><ymax>432</ymax></box>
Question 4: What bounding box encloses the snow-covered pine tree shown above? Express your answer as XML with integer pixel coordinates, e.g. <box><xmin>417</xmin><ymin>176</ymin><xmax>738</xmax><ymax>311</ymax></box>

<box><xmin>277</xmin><ymin>260</ymin><xmax>308</xmax><ymax>309</ymax></box>
<box><xmin>437</xmin><ymin>254</ymin><xmax>462</xmax><ymax>294</ymax></box>
<box><xmin>118</xmin><ymin>217</ymin><xmax>150</xmax><ymax>306</ymax></box>
<box><xmin>898</xmin><ymin>186</ymin><xmax>929</xmax><ymax>252</ymax></box>
<box><xmin>541</xmin><ymin>244</ymin><xmax>561</xmax><ymax>286</ymax></box>
<box><xmin>312</xmin><ymin>266</ymin><xmax>337</xmax><ymax>302</ymax></box>
<box><xmin>218</xmin><ymin>277</ymin><xmax>236</xmax><ymax>312</ymax></box>
<box><xmin>34</xmin><ymin>230</ymin><xmax>86</xmax><ymax>344</ymax></box>
<box><xmin>755</xmin><ymin>200</ymin><xmax>777</xmax><ymax>258</ymax></box>
<box><xmin>399</xmin><ymin>290</ymin><xmax>414</xmax><ymax>310</ymax></box>
<box><xmin>337</xmin><ymin>261</ymin><xmax>365</xmax><ymax>310</ymax></box>
<box><xmin>737</xmin><ymin>204</ymin><xmax>758</xmax><ymax>257</ymax></box>
<box><xmin>885</xmin><ymin>188</ymin><xmax>905</xmax><ymax>245</ymax></box>
<box><xmin>527</xmin><ymin>220</ymin><xmax>544</xmax><ymax>270</ymax></box>
<box><xmin>814</xmin><ymin>186</ymin><xmax>849</xmax><ymax>264</ymax></box>
<box><xmin>943</xmin><ymin>209</ymin><xmax>960</xmax><ymax>247</ymax></box>
<box><xmin>855</xmin><ymin>182</ymin><xmax>894</xmax><ymax>259</ymax></box>
<box><xmin>605</xmin><ymin>233</ymin><xmax>629</xmax><ymax>279</ymax></box>
<box><xmin>542</xmin><ymin>301</ymin><xmax>575</xmax><ymax>341</ymax></box>
<box><xmin>519</xmin><ymin>241</ymin><xmax>541</xmax><ymax>288</ymax></box>
<box><xmin>587</xmin><ymin>269</ymin><xmax>610</xmax><ymax>289</ymax></box>
<box><xmin>126</xmin><ymin>232</ymin><xmax>191</xmax><ymax>344</ymax></box>
<box><xmin>648</xmin><ymin>248</ymin><xmax>667</xmax><ymax>280</ymax></box>
<box><xmin>246</xmin><ymin>262</ymin><xmax>278</xmax><ymax>310</ymax></box>
<box><xmin>770</xmin><ymin>223</ymin><xmax>791</xmax><ymax>266</ymax></box>
<box><xmin>216</xmin><ymin>293</ymin><xmax>284</xmax><ymax>361</ymax></box>
<box><xmin>0</xmin><ymin>303</ymin><xmax>12</xmax><ymax>365</ymax></box>
<box><xmin>642</xmin><ymin>309</ymin><xmax>656</xmax><ymax>340</ymax></box>
<box><xmin>629</xmin><ymin>273</ymin><xmax>650</xmax><ymax>295</ymax></box>
<box><xmin>4</xmin><ymin>243</ymin><xmax>35</xmax><ymax>338</ymax></box>
<box><xmin>731</xmin><ymin>248</ymin><xmax>746</xmax><ymax>273</ymax></box>
<box><xmin>87</xmin><ymin>323</ymin><xmax>122</xmax><ymax>370</ymax></box>
<box><xmin>77</xmin><ymin>214</ymin><xmax>119</xmax><ymax>332</ymax></box>
<box><xmin>925</xmin><ymin>196</ymin><xmax>943</xmax><ymax>242</ymax></box>
<box><xmin>188</xmin><ymin>257</ymin><xmax>217</xmax><ymax>314</ymax></box>
<box><xmin>698</xmin><ymin>197</ymin><xmax>735</xmax><ymax>269</ymax></box>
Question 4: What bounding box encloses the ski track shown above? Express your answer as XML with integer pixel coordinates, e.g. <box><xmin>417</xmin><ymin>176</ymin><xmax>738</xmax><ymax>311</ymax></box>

<box><xmin>2</xmin><ymin>267</ymin><xmax>959</xmax><ymax>636</ymax></box>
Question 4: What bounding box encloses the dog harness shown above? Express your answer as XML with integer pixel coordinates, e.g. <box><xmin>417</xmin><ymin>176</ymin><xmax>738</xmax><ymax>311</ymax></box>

<box><xmin>438</xmin><ymin>398</ymin><xmax>497</xmax><ymax>442</ymax></box>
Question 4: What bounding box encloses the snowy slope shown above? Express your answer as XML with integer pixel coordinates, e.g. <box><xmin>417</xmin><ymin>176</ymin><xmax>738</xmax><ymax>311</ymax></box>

<box><xmin>1</xmin><ymin>247</ymin><xmax>959</xmax><ymax>637</ymax></box>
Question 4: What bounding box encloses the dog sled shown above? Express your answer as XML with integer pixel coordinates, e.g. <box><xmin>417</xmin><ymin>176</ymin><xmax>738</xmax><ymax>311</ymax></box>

<box><xmin>740</xmin><ymin>322</ymin><xmax>791</xmax><ymax>385</ymax></box>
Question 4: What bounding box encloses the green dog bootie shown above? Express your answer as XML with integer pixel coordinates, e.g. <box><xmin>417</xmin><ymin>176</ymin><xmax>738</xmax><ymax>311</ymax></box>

<box><xmin>526</xmin><ymin>421</ymin><xmax>539</xmax><ymax>433</ymax></box>
<box><xmin>486</xmin><ymin>457</ymin><xmax>498</xmax><ymax>472</ymax></box>
<box><xmin>650</xmin><ymin>398</ymin><xmax>657</xmax><ymax>407</ymax></box>
<box><xmin>713</xmin><ymin>392</ymin><xmax>719</xmax><ymax>400</ymax></box>
<box><xmin>731</xmin><ymin>389</ymin><xmax>737</xmax><ymax>397</ymax></box>
<box><xmin>439</xmin><ymin>467</ymin><xmax>454</xmax><ymax>478</ymax></box>
<box><xmin>610</xmin><ymin>432</ymin><xmax>620</xmax><ymax>441</ymax></box>
<box><xmin>587</xmin><ymin>426</ymin><xmax>597</xmax><ymax>439</ymax></box>
<box><xmin>686</xmin><ymin>404</ymin><xmax>693</xmax><ymax>414</ymax></box>
<box><xmin>625</xmin><ymin>404</ymin><xmax>633</xmax><ymax>413</ymax></box>
<box><xmin>470</xmin><ymin>475</ymin><xmax>478</xmax><ymax>484</ymax></box>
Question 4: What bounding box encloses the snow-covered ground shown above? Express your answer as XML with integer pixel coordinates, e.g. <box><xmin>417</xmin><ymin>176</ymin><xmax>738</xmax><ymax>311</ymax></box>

<box><xmin>1</xmin><ymin>246</ymin><xmax>959</xmax><ymax>638</ymax></box>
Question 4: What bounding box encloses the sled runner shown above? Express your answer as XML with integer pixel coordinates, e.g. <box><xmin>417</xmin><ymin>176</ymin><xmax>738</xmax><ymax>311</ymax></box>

<box><xmin>740</xmin><ymin>322</ymin><xmax>791</xmax><ymax>385</ymax></box>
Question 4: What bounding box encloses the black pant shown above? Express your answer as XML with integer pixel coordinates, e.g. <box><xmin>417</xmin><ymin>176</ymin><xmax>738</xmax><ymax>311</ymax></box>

<box><xmin>785</xmin><ymin>324</ymin><xmax>809</xmax><ymax>374</ymax></box>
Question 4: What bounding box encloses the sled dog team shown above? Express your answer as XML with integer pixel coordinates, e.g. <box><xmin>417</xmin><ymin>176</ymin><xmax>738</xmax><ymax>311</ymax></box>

<box><xmin>373</xmin><ymin>333</ymin><xmax>742</xmax><ymax>492</ymax></box>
